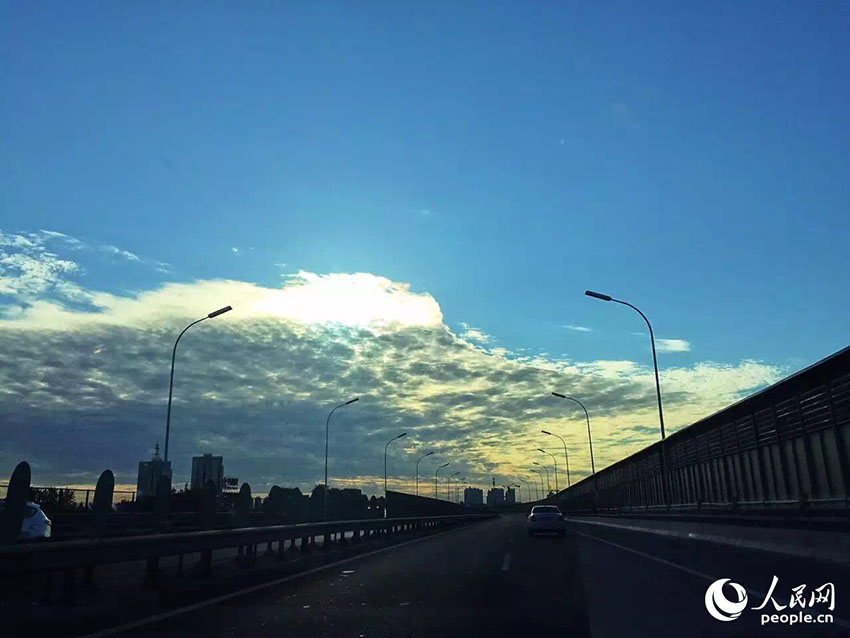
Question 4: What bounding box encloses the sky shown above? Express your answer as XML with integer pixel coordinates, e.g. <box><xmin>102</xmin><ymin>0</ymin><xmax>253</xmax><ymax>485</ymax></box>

<box><xmin>2</xmin><ymin>3</ymin><xmax>848</xmax><ymax>496</ymax></box>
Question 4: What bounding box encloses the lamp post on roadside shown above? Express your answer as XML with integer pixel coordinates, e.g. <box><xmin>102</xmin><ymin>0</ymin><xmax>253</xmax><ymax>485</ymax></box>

<box><xmin>448</xmin><ymin>471</ymin><xmax>460</xmax><ymax>500</ymax></box>
<box><xmin>435</xmin><ymin>463</ymin><xmax>450</xmax><ymax>499</ymax></box>
<box><xmin>585</xmin><ymin>289</ymin><xmax>668</xmax><ymax>504</ymax></box>
<box><xmin>517</xmin><ymin>478</ymin><xmax>530</xmax><ymax>502</ymax></box>
<box><xmin>533</xmin><ymin>462</ymin><xmax>550</xmax><ymax>495</ymax></box>
<box><xmin>522</xmin><ymin>475</ymin><xmax>537</xmax><ymax>501</ymax></box>
<box><xmin>324</xmin><ymin>397</ymin><xmax>359</xmax><ymax>520</ymax></box>
<box><xmin>384</xmin><ymin>432</ymin><xmax>407</xmax><ymax>513</ymax></box>
<box><xmin>548</xmin><ymin>394</ymin><xmax>595</xmax><ymax>477</ymax></box>
<box><xmin>164</xmin><ymin>305</ymin><xmax>233</xmax><ymax>463</ymax></box>
<box><xmin>529</xmin><ymin>469</ymin><xmax>544</xmax><ymax>500</ymax></box>
<box><xmin>415</xmin><ymin>451</ymin><xmax>434</xmax><ymax>496</ymax></box>
<box><xmin>540</xmin><ymin>428</ymin><xmax>572</xmax><ymax>488</ymax></box>
<box><xmin>537</xmin><ymin>448</ymin><xmax>559</xmax><ymax>492</ymax></box>
<box><xmin>453</xmin><ymin>476</ymin><xmax>466</xmax><ymax>503</ymax></box>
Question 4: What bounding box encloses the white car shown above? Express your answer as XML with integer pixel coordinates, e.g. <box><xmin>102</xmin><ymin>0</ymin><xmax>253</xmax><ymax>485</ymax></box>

<box><xmin>0</xmin><ymin>501</ymin><xmax>52</xmax><ymax>540</ymax></box>
<box><xmin>527</xmin><ymin>505</ymin><xmax>566</xmax><ymax>536</ymax></box>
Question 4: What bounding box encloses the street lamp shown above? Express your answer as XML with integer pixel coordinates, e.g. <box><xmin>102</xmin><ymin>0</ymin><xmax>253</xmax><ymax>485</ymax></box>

<box><xmin>453</xmin><ymin>476</ymin><xmax>466</xmax><ymax>503</ymax></box>
<box><xmin>549</xmin><ymin>394</ymin><xmax>595</xmax><ymax>476</ymax></box>
<box><xmin>435</xmin><ymin>463</ymin><xmax>450</xmax><ymax>499</ymax></box>
<box><xmin>522</xmin><ymin>474</ymin><xmax>540</xmax><ymax>501</ymax></box>
<box><xmin>537</xmin><ymin>448</ymin><xmax>559</xmax><ymax>492</ymax></box>
<box><xmin>540</xmin><ymin>429</ymin><xmax>571</xmax><ymax>487</ymax></box>
<box><xmin>323</xmin><ymin>397</ymin><xmax>359</xmax><ymax>520</ymax></box>
<box><xmin>584</xmin><ymin>290</ymin><xmax>665</xmax><ymax>440</ymax></box>
<box><xmin>585</xmin><ymin>289</ymin><xmax>668</xmax><ymax>504</ymax></box>
<box><xmin>164</xmin><ymin>305</ymin><xmax>232</xmax><ymax>463</ymax></box>
<box><xmin>529</xmin><ymin>468</ymin><xmax>544</xmax><ymax>499</ymax></box>
<box><xmin>384</xmin><ymin>432</ymin><xmax>407</xmax><ymax>504</ymax></box>
<box><xmin>415</xmin><ymin>451</ymin><xmax>434</xmax><ymax>496</ymax></box>
<box><xmin>448</xmin><ymin>471</ymin><xmax>460</xmax><ymax>500</ymax></box>
<box><xmin>517</xmin><ymin>478</ymin><xmax>530</xmax><ymax>502</ymax></box>
<box><xmin>533</xmin><ymin>461</ymin><xmax>550</xmax><ymax>495</ymax></box>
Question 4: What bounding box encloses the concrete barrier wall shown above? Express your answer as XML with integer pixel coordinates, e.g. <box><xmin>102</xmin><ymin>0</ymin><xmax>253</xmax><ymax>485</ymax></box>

<box><xmin>551</xmin><ymin>345</ymin><xmax>850</xmax><ymax>514</ymax></box>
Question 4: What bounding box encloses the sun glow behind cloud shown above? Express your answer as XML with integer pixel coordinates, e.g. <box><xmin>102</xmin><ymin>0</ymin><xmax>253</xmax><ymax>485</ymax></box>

<box><xmin>250</xmin><ymin>272</ymin><xmax>443</xmax><ymax>328</ymax></box>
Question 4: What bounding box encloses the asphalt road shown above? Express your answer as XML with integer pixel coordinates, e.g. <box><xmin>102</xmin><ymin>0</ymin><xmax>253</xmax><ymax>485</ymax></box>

<box><xmin>89</xmin><ymin>515</ymin><xmax>848</xmax><ymax>638</ymax></box>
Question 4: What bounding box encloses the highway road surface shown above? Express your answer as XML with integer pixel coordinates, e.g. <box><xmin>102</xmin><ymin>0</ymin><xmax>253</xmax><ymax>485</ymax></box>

<box><xmin>88</xmin><ymin>514</ymin><xmax>848</xmax><ymax>638</ymax></box>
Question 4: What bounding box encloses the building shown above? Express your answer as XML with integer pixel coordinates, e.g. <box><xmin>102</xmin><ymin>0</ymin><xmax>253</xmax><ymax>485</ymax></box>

<box><xmin>505</xmin><ymin>487</ymin><xmax>516</xmax><ymax>504</ymax></box>
<box><xmin>191</xmin><ymin>453</ymin><xmax>224</xmax><ymax>493</ymax></box>
<box><xmin>486</xmin><ymin>487</ymin><xmax>505</xmax><ymax>507</ymax></box>
<box><xmin>136</xmin><ymin>443</ymin><xmax>172</xmax><ymax>497</ymax></box>
<box><xmin>463</xmin><ymin>487</ymin><xmax>484</xmax><ymax>507</ymax></box>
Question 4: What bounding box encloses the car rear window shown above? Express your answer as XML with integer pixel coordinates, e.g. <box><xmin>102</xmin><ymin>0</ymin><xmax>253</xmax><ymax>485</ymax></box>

<box><xmin>531</xmin><ymin>506</ymin><xmax>561</xmax><ymax>514</ymax></box>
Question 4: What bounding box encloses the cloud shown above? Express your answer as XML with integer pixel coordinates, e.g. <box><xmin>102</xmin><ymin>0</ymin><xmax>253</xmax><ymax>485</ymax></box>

<box><xmin>0</xmin><ymin>230</ymin><xmax>168</xmax><ymax>313</ymax></box>
<box><xmin>101</xmin><ymin>245</ymin><xmax>141</xmax><ymax>262</ymax></box>
<box><xmin>0</xmin><ymin>230</ymin><xmax>90</xmax><ymax>308</ymax></box>
<box><xmin>0</xmin><ymin>236</ymin><xmax>785</xmax><ymax>495</ymax></box>
<box><xmin>563</xmin><ymin>325</ymin><xmax>592</xmax><ymax>333</ymax></box>
<box><xmin>459</xmin><ymin>322</ymin><xmax>491</xmax><ymax>344</ymax></box>
<box><xmin>232</xmin><ymin>247</ymin><xmax>240</xmax><ymax>254</ymax></box>
<box><xmin>656</xmin><ymin>338</ymin><xmax>691</xmax><ymax>353</ymax></box>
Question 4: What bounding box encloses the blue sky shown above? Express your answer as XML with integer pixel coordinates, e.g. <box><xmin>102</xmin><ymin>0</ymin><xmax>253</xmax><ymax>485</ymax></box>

<box><xmin>1</xmin><ymin>3</ymin><xmax>848</xmax><ymax>491</ymax></box>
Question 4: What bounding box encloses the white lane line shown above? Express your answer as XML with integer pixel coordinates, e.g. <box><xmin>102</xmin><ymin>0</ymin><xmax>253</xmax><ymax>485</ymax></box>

<box><xmin>575</xmin><ymin>531</ymin><xmax>850</xmax><ymax>631</ymax></box>
<box><xmin>501</xmin><ymin>552</ymin><xmax>511</xmax><ymax>572</ymax></box>
<box><xmin>81</xmin><ymin>523</ymin><xmax>489</xmax><ymax>638</ymax></box>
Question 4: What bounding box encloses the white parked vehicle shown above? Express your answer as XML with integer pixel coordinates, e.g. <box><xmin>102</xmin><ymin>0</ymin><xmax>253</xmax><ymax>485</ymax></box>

<box><xmin>527</xmin><ymin>505</ymin><xmax>566</xmax><ymax>537</ymax></box>
<box><xmin>0</xmin><ymin>501</ymin><xmax>52</xmax><ymax>540</ymax></box>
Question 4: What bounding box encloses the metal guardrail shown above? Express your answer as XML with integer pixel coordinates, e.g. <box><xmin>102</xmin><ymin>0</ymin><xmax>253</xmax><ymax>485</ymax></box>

<box><xmin>551</xmin><ymin>344</ymin><xmax>850</xmax><ymax>514</ymax></box>
<box><xmin>0</xmin><ymin>513</ymin><xmax>494</xmax><ymax>581</ymax></box>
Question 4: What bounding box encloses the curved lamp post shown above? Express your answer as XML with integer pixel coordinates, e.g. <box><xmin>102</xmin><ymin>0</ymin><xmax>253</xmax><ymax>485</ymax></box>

<box><xmin>384</xmin><ymin>432</ymin><xmax>407</xmax><ymax>507</ymax></box>
<box><xmin>540</xmin><ymin>429</ymin><xmax>571</xmax><ymax>487</ymax></box>
<box><xmin>517</xmin><ymin>478</ymin><xmax>530</xmax><ymax>502</ymax></box>
<box><xmin>521</xmin><ymin>474</ymin><xmax>537</xmax><ymax>501</ymax></box>
<box><xmin>324</xmin><ymin>397</ymin><xmax>359</xmax><ymax>520</ymax></box>
<box><xmin>453</xmin><ymin>476</ymin><xmax>466</xmax><ymax>503</ymax></box>
<box><xmin>435</xmin><ymin>463</ymin><xmax>450</xmax><ymax>499</ymax></box>
<box><xmin>164</xmin><ymin>305</ymin><xmax>233</xmax><ymax>463</ymax></box>
<box><xmin>584</xmin><ymin>290</ymin><xmax>665</xmax><ymax>439</ymax></box>
<box><xmin>447</xmin><ymin>471</ymin><xmax>460</xmax><ymax>500</ymax></box>
<box><xmin>532</xmin><ymin>461</ymin><xmax>550</xmax><ymax>495</ymax></box>
<box><xmin>537</xmin><ymin>448</ymin><xmax>559</xmax><ymax>492</ymax></box>
<box><xmin>549</xmin><ymin>394</ymin><xmax>595</xmax><ymax>476</ymax></box>
<box><xmin>529</xmin><ymin>468</ymin><xmax>544</xmax><ymax>499</ymax></box>
<box><xmin>415</xmin><ymin>451</ymin><xmax>434</xmax><ymax>496</ymax></box>
<box><xmin>585</xmin><ymin>289</ymin><xmax>668</xmax><ymax>504</ymax></box>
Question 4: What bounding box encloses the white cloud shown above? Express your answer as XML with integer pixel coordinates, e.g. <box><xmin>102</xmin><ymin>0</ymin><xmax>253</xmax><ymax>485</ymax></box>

<box><xmin>459</xmin><ymin>322</ymin><xmax>491</xmax><ymax>344</ymax></box>
<box><xmin>563</xmin><ymin>324</ymin><xmax>592</xmax><ymax>333</ymax></box>
<box><xmin>231</xmin><ymin>247</ymin><xmax>240</xmax><ymax>254</ymax></box>
<box><xmin>656</xmin><ymin>338</ymin><xmax>691</xmax><ymax>353</ymax></box>
<box><xmin>0</xmin><ymin>230</ymin><xmax>89</xmax><ymax>305</ymax></box>
<box><xmin>102</xmin><ymin>245</ymin><xmax>141</xmax><ymax>262</ymax></box>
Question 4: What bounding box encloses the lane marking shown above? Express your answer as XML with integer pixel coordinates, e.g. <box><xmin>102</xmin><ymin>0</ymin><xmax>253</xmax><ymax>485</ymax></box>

<box><xmin>81</xmin><ymin>521</ymin><xmax>494</xmax><ymax>638</ymax></box>
<box><xmin>501</xmin><ymin>552</ymin><xmax>511</xmax><ymax>572</ymax></box>
<box><xmin>575</xmin><ymin>531</ymin><xmax>850</xmax><ymax>631</ymax></box>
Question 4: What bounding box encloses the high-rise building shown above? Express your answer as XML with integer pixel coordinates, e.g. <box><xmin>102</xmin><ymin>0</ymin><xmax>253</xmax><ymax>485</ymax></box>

<box><xmin>505</xmin><ymin>487</ymin><xmax>516</xmax><ymax>504</ymax></box>
<box><xmin>486</xmin><ymin>487</ymin><xmax>505</xmax><ymax>507</ymax></box>
<box><xmin>136</xmin><ymin>443</ymin><xmax>171</xmax><ymax>497</ymax></box>
<box><xmin>463</xmin><ymin>487</ymin><xmax>484</xmax><ymax>506</ymax></box>
<box><xmin>191</xmin><ymin>453</ymin><xmax>224</xmax><ymax>493</ymax></box>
